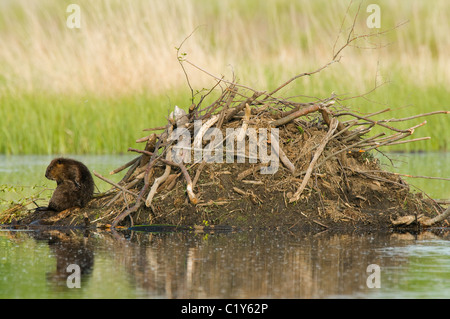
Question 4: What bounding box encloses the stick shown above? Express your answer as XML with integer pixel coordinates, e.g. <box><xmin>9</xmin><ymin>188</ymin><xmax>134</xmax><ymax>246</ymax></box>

<box><xmin>319</xmin><ymin>104</ymin><xmax>350</xmax><ymax>138</ymax></box>
<box><xmin>143</xmin><ymin>125</ymin><xmax>168</xmax><ymax>132</ymax></box>
<box><xmin>93</xmin><ymin>171</ymin><xmax>138</xmax><ymax>197</ymax></box>
<box><xmin>193</xmin><ymin>115</ymin><xmax>219</xmax><ymax>154</ymax></box>
<box><xmin>236</xmin><ymin>103</ymin><xmax>251</xmax><ymax>141</ymax></box>
<box><xmin>361</xmin><ymin>170</ymin><xmax>450</xmax><ymax>182</ymax></box>
<box><xmin>192</xmin><ymin>161</ymin><xmax>206</xmax><ymax>188</ymax></box>
<box><xmin>334</xmin><ymin>110</ymin><xmax>427</xmax><ymax>134</ymax></box>
<box><xmin>128</xmin><ymin>148</ymin><xmax>198</xmax><ymax>204</ymax></box>
<box><xmin>112</xmin><ymin>131</ymin><xmax>169</xmax><ymax>228</ymax></box>
<box><xmin>379</xmin><ymin>110</ymin><xmax>449</xmax><ymax>123</ymax></box>
<box><xmin>109</xmin><ymin>156</ymin><xmax>140</xmax><ymax>175</ymax></box>
<box><xmin>315</xmin><ymin>132</ymin><xmax>385</xmax><ymax>170</ymax></box>
<box><xmin>420</xmin><ymin>205</ymin><xmax>450</xmax><ymax>226</ymax></box>
<box><xmin>265</xmin><ymin>60</ymin><xmax>338</xmax><ymax>99</ymax></box>
<box><xmin>145</xmin><ymin>151</ymin><xmax>172</xmax><ymax>207</ymax></box>
<box><xmin>119</xmin><ymin>155</ymin><xmax>142</xmax><ymax>183</ymax></box>
<box><xmin>271</xmin><ymin>104</ymin><xmax>320</xmax><ymax>127</ymax></box>
<box><xmin>351</xmin><ymin>170</ymin><xmax>409</xmax><ymax>189</ymax></box>
<box><xmin>289</xmin><ymin>118</ymin><xmax>339</xmax><ymax>203</ymax></box>
<box><xmin>105</xmin><ymin>178</ymin><xmax>140</xmax><ymax>208</ymax></box>
<box><xmin>216</xmin><ymin>85</ymin><xmax>236</xmax><ymax>129</ymax></box>
<box><xmin>364</xmin><ymin>136</ymin><xmax>430</xmax><ymax>149</ymax></box>
<box><xmin>224</xmin><ymin>91</ymin><xmax>263</xmax><ymax>123</ymax></box>
<box><xmin>237</xmin><ymin>164</ymin><xmax>263</xmax><ymax>181</ymax></box>
<box><xmin>278</xmin><ymin>144</ymin><xmax>296</xmax><ymax>174</ymax></box>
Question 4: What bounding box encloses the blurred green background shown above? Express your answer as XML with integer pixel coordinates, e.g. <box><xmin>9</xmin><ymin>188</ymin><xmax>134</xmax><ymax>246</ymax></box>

<box><xmin>0</xmin><ymin>0</ymin><xmax>449</xmax><ymax>154</ymax></box>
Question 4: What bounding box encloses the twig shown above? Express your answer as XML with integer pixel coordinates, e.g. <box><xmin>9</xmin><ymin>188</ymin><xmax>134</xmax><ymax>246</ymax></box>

<box><xmin>379</xmin><ymin>111</ymin><xmax>449</xmax><ymax>123</ymax></box>
<box><xmin>145</xmin><ymin>151</ymin><xmax>172</xmax><ymax>207</ymax></box>
<box><xmin>420</xmin><ymin>205</ymin><xmax>450</xmax><ymax>226</ymax></box>
<box><xmin>143</xmin><ymin>125</ymin><xmax>168</xmax><ymax>132</ymax></box>
<box><xmin>265</xmin><ymin>60</ymin><xmax>338</xmax><ymax>99</ymax></box>
<box><xmin>128</xmin><ymin>148</ymin><xmax>198</xmax><ymax>204</ymax></box>
<box><xmin>351</xmin><ymin>170</ymin><xmax>409</xmax><ymax>189</ymax></box>
<box><xmin>192</xmin><ymin>161</ymin><xmax>206</xmax><ymax>188</ymax></box>
<box><xmin>338</xmin><ymin>108</ymin><xmax>391</xmax><ymax>123</ymax></box>
<box><xmin>183</xmin><ymin>59</ymin><xmax>260</xmax><ymax>93</ymax></box>
<box><xmin>225</xmin><ymin>91</ymin><xmax>264</xmax><ymax>122</ymax></box>
<box><xmin>271</xmin><ymin>104</ymin><xmax>320</xmax><ymax>127</ymax></box>
<box><xmin>315</xmin><ymin>132</ymin><xmax>385</xmax><ymax>170</ymax></box>
<box><xmin>105</xmin><ymin>178</ymin><xmax>140</xmax><ymax>208</ymax></box>
<box><xmin>289</xmin><ymin>118</ymin><xmax>339</xmax><ymax>203</ymax></box>
<box><xmin>176</xmin><ymin>26</ymin><xmax>205</xmax><ymax>103</ymax></box>
<box><xmin>277</xmin><ymin>144</ymin><xmax>296</xmax><ymax>175</ymax></box>
<box><xmin>361</xmin><ymin>170</ymin><xmax>450</xmax><ymax>182</ymax></box>
<box><xmin>216</xmin><ymin>85</ymin><xmax>236</xmax><ymax>129</ymax></box>
<box><xmin>109</xmin><ymin>156</ymin><xmax>140</xmax><ymax>175</ymax></box>
<box><xmin>93</xmin><ymin>171</ymin><xmax>138</xmax><ymax>197</ymax></box>
<box><xmin>364</xmin><ymin>136</ymin><xmax>430</xmax><ymax>149</ymax></box>
<box><xmin>334</xmin><ymin>110</ymin><xmax>427</xmax><ymax>134</ymax></box>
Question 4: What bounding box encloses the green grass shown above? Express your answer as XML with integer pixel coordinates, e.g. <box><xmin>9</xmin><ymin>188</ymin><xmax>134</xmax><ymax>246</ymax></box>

<box><xmin>1</xmin><ymin>74</ymin><xmax>446</xmax><ymax>154</ymax></box>
<box><xmin>0</xmin><ymin>0</ymin><xmax>449</xmax><ymax>154</ymax></box>
<box><xmin>0</xmin><ymin>91</ymin><xmax>191</xmax><ymax>154</ymax></box>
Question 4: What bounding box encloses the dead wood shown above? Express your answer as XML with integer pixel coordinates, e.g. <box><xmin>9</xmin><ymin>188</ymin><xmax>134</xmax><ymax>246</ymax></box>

<box><xmin>89</xmin><ymin>78</ymin><xmax>448</xmax><ymax>229</ymax></box>
<box><xmin>10</xmin><ymin>5</ymin><xmax>449</xmax><ymax>230</ymax></box>
<box><xmin>289</xmin><ymin>118</ymin><xmax>339</xmax><ymax>203</ymax></box>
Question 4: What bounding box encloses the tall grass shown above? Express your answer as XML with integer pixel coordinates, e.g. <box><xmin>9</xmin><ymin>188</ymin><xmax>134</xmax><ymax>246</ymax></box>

<box><xmin>0</xmin><ymin>0</ymin><xmax>448</xmax><ymax>154</ymax></box>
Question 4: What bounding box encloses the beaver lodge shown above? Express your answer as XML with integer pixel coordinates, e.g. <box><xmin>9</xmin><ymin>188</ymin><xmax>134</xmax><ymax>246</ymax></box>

<box><xmin>6</xmin><ymin>71</ymin><xmax>449</xmax><ymax>231</ymax></box>
<box><xmin>3</xmin><ymin>18</ymin><xmax>450</xmax><ymax>231</ymax></box>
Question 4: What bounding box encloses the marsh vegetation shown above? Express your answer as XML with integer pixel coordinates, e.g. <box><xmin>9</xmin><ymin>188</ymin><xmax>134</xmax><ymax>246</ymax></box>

<box><xmin>0</xmin><ymin>0</ymin><xmax>449</xmax><ymax>154</ymax></box>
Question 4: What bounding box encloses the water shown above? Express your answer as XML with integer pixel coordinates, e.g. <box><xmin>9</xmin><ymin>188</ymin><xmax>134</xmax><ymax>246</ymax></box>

<box><xmin>377</xmin><ymin>152</ymin><xmax>449</xmax><ymax>200</ymax></box>
<box><xmin>1</xmin><ymin>229</ymin><xmax>449</xmax><ymax>299</ymax></box>
<box><xmin>0</xmin><ymin>153</ymin><xmax>449</xmax><ymax>299</ymax></box>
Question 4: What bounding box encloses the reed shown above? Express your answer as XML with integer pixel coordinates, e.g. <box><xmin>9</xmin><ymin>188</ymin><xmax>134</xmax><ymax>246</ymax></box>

<box><xmin>0</xmin><ymin>92</ymin><xmax>185</xmax><ymax>154</ymax></box>
<box><xmin>0</xmin><ymin>0</ymin><xmax>448</xmax><ymax>153</ymax></box>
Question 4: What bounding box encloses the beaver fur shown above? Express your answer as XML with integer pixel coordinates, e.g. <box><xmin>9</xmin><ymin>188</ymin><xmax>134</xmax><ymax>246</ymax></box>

<box><xmin>43</xmin><ymin>158</ymin><xmax>94</xmax><ymax>212</ymax></box>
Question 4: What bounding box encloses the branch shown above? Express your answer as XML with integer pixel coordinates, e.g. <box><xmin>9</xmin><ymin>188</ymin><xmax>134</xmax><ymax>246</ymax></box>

<box><xmin>270</xmin><ymin>104</ymin><xmax>320</xmax><ymax>127</ymax></box>
<box><xmin>289</xmin><ymin>118</ymin><xmax>339</xmax><ymax>203</ymax></box>
<box><xmin>128</xmin><ymin>148</ymin><xmax>198</xmax><ymax>205</ymax></box>
<box><xmin>93</xmin><ymin>171</ymin><xmax>138</xmax><ymax>198</ymax></box>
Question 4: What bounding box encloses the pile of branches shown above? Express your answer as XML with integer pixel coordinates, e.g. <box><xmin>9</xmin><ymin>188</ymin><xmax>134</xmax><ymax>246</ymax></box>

<box><xmin>92</xmin><ymin>76</ymin><xmax>449</xmax><ymax>228</ymax></box>
<box><xmin>91</xmin><ymin>9</ymin><xmax>450</xmax><ymax>229</ymax></box>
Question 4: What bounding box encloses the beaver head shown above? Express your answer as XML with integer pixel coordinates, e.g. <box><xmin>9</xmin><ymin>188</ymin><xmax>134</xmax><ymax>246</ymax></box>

<box><xmin>45</xmin><ymin>157</ymin><xmax>84</xmax><ymax>186</ymax></box>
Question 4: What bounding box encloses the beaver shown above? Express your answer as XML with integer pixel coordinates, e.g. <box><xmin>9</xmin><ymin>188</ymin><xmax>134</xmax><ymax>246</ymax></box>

<box><xmin>40</xmin><ymin>158</ymin><xmax>94</xmax><ymax>212</ymax></box>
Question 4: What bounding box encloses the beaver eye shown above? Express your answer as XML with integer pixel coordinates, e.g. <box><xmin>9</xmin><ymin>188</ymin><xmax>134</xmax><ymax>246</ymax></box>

<box><xmin>57</xmin><ymin>159</ymin><xmax>62</xmax><ymax>164</ymax></box>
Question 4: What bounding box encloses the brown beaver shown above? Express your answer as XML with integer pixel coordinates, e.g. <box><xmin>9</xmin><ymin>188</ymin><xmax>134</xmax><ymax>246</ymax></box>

<box><xmin>40</xmin><ymin>158</ymin><xmax>94</xmax><ymax>212</ymax></box>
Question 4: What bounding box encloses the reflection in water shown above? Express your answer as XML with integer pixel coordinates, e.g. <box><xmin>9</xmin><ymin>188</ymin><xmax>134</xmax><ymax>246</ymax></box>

<box><xmin>2</xmin><ymin>228</ymin><xmax>449</xmax><ymax>298</ymax></box>
<box><xmin>38</xmin><ymin>231</ymin><xmax>94</xmax><ymax>292</ymax></box>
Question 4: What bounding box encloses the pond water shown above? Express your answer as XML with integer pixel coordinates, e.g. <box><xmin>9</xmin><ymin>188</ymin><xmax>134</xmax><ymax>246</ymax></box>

<box><xmin>0</xmin><ymin>153</ymin><xmax>449</xmax><ymax>299</ymax></box>
<box><xmin>1</xmin><ymin>228</ymin><xmax>449</xmax><ymax>299</ymax></box>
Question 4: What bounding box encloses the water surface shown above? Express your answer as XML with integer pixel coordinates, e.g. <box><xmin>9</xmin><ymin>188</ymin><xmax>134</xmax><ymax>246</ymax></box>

<box><xmin>0</xmin><ymin>153</ymin><xmax>449</xmax><ymax>299</ymax></box>
<box><xmin>1</xmin><ymin>228</ymin><xmax>449</xmax><ymax>299</ymax></box>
